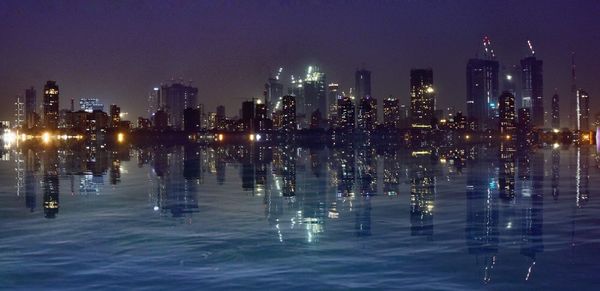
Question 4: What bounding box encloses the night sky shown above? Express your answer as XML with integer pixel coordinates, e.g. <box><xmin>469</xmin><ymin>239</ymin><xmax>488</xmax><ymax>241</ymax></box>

<box><xmin>1</xmin><ymin>0</ymin><xmax>598</xmax><ymax>122</ymax></box>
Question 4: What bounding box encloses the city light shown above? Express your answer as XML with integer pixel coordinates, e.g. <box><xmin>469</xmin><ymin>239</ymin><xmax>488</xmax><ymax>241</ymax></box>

<box><xmin>217</xmin><ymin>133</ymin><xmax>224</xmax><ymax>142</ymax></box>
<box><xmin>41</xmin><ymin>132</ymin><xmax>51</xmax><ymax>144</ymax></box>
<box><xmin>117</xmin><ymin>132</ymin><xmax>125</xmax><ymax>143</ymax></box>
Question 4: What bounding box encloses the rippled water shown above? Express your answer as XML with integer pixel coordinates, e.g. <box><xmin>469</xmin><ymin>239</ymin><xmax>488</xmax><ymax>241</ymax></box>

<box><xmin>1</xmin><ymin>144</ymin><xmax>599</xmax><ymax>290</ymax></box>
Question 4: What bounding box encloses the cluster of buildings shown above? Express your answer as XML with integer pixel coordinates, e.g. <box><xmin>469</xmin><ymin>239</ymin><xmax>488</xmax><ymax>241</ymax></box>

<box><xmin>6</xmin><ymin>38</ymin><xmax>594</xmax><ymax>143</ymax></box>
<box><xmin>11</xmin><ymin>81</ymin><xmax>129</xmax><ymax>136</ymax></box>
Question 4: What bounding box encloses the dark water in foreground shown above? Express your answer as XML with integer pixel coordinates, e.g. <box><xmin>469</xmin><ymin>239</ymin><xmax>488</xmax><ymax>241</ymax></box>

<box><xmin>1</xmin><ymin>144</ymin><xmax>599</xmax><ymax>290</ymax></box>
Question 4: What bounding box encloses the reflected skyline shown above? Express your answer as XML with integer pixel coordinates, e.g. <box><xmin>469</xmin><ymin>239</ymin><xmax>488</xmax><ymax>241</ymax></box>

<box><xmin>2</xmin><ymin>143</ymin><xmax>599</xmax><ymax>288</ymax></box>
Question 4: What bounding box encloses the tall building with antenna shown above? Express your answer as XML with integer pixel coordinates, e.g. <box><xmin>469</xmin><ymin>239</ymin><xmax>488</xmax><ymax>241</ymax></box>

<box><xmin>466</xmin><ymin>36</ymin><xmax>499</xmax><ymax>130</ymax></box>
<box><xmin>521</xmin><ymin>40</ymin><xmax>544</xmax><ymax>128</ymax></box>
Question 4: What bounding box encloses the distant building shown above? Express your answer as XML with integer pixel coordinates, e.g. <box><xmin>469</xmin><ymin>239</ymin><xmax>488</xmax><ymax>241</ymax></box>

<box><xmin>265</xmin><ymin>76</ymin><xmax>283</xmax><ymax>118</ymax></box>
<box><xmin>521</xmin><ymin>56</ymin><xmax>543</xmax><ymax>127</ymax></box>
<box><xmin>357</xmin><ymin>97</ymin><xmax>377</xmax><ymax>131</ymax></box>
<box><xmin>110</xmin><ymin>104</ymin><xmax>121</xmax><ymax>128</ymax></box>
<box><xmin>43</xmin><ymin>81</ymin><xmax>59</xmax><ymax>129</ymax></box>
<box><xmin>410</xmin><ymin>69</ymin><xmax>435</xmax><ymax>128</ymax></box>
<box><xmin>327</xmin><ymin>83</ymin><xmax>340</xmax><ymax>121</ymax></box>
<box><xmin>147</xmin><ymin>87</ymin><xmax>160</xmax><ymax>117</ymax></box>
<box><xmin>551</xmin><ymin>92</ymin><xmax>560</xmax><ymax>129</ymax></box>
<box><xmin>216</xmin><ymin>105</ymin><xmax>226</xmax><ymax>130</ymax></box>
<box><xmin>383</xmin><ymin>97</ymin><xmax>400</xmax><ymax>128</ymax></box>
<box><xmin>137</xmin><ymin>117</ymin><xmax>152</xmax><ymax>129</ymax></box>
<box><xmin>518</xmin><ymin>107</ymin><xmax>532</xmax><ymax>138</ymax></box>
<box><xmin>160</xmin><ymin>83</ymin><xmax>198</xmax><ymax>130</ymax></box>
<box><xmin>303</xmin><ymin>66</ymin><xmax>327</xmax><ymax>128</ymax></box>
<box><xmin>80</xmin><ymin>98</ymin><xmax>104</xmax><ymax>113</ymax></box>
<box><xmin>355</xmin><ymin>69</ymin><xmax>371</xmax><ymax>100</ymax></box>
<box><xmin>577</xmin><ymin>89</ymin><xmax>590</xmax><ymax>131</ymax></box>
<box><xmin>498</xmin><ymin>91</ymin><xmax>516</xmax><ymax>137</ymax></box>
<box><xmin>183</xmin><ymin>107</ymin><xmax>201</xmax><ymax>132</ymax></box>
<box><xmin>281</xmin><ymin>95</ymin><xmax>296</xmax><ymax>131</ymax></box>
<box><xmin>25</xmin><ymin>86</ymin><xmax>37</xmax><ymax>129</ymax></box>
<box><xmin>337</xmin><ymin>96</ymin><xmax>355</xmax><ymax>130</ymax></box>
<box><xmin>466</xmin><ymin>58</ymin><xmax>499</xmax><ymax>130</ymax></box>
<box><xmin>153</xmin><ymin>110</ymin><xmax>169</xmax><ymax>130</ymax></box>
<box><xmin>241</xmin><ymin>100</ymin><xmax>255</xmax><ymax>131</ymax></box>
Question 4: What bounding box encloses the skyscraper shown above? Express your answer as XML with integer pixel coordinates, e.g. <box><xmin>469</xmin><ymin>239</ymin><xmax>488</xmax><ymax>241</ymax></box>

<box><xmin>357</xmin><ymin>97</ymin><xmax>377</xmax><ymax>131</ymax></box>
<box><xmin>337</xmin><ymin>95</ymin><xmax>355</xmax><ymax>130</ymax></box>
<box><xmin>520</xmin><ymin>56</ymin><xmax>544</xmax><ymax>127</ymax></box>
<box><xmin>466</xmin><ymin>59</ymin><xmax>499</xmax><ymax>130</ymax></box>
<box><xmin>43</xmin><ymin>81</ymin><xmax>59</xmax><ymax>129</ymax></box>
<box><xmin>303</xmin><ymin>66</ymin><xmax>327</xmax><ymax>128</ymax></box>
<box><xmin>25</xmin><ymin>87</ymin><xmax>37</xmax><ymax>129</ymax></box>
<box><xmin>551</xmin><ymin>92</ymin><xmax>560</xmax><ymax>129</ymax></box>
<box><xmin>265</xmin><ymin>75</ymin><xmax>283</xmax><ymax>118</ymax></box>
<box><xmin>577</xmin><ymin>89</ymin><xmax>590</xmax><ymax>131</ymax></box>
<box><xmin>327</xmin><ymin>83</ymin><xmax>340</xmax><ymax>121</ymax></box>
<box><xmin>147</xmin><ymin>87</ymin><xmax>160</xmax><ymax>117</ymax></box>
<box><xmin>355</xmin><ymin>69</ymin><xmax>371</xmax><ymax>100</ymax></box>
<box><xmin>281</xmin><ymin>95</ymin><xmax>296</xmax><ymax>131</ymax></box>
<box><xmin>383</xmin><ymin>97</ymin><xmax>400</xmax><ymax>128</ymax></box>
<box><xmin>160</xmin><ymin>82</ymin><xmax>198</xmax><ymax>130</ymax></box>
<box><xmin>410</xmin><ymin>69</ymin><xmax>435</xmax><ymax>128</ymax></box>
<box><xmin>498</xmin><ymin>91</ymin><xmax>516</xmax><ymax>138</ymax></box>
<box><xmin>110</xmin><ymin>104</ymin><xmax>121</xmax><ymax>128</ymax></box>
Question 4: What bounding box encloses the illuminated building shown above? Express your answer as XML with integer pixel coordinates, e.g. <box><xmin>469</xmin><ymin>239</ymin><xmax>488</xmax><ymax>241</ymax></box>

<box><xmin>288</xmin><ymin>76</ymin><xmax>304</xmax><ymax>123</ymax></box>
<box><xmin>25</xmin><ymin>86</ymin><xmax>37</xmax><ymax>129</ymax></box>
<box><xmin>160</xmin><ymin>82</ymin><xmax>198</xmax><ymax>130</ymax></box>
<box><xmin>498</xmin><ymin>91</ymin><xmax>516</xmax><ymax>137</ymax></box>
<box><xmin>466</xmin><ymin>58</ymin><xmax>499</xmax><ymax>130</ymax></box>
<box><xmin>327</xmin><ymin>83</ymin><xmax>340</xmax><ymax>122</ymax></box>
<box><xmin>43</xmin><ymin>80</ymin><xmax>59</xmax><ymax>129</ymax></box>
<box><xmin>576</xmin><ymin>89</ymin><xmax>590</xmax><ymax>131</ymax></box>
<box><xmin>355</xmin><ymin>68</ymin><xmax>371</xmax><ymax>106</ymax></box>
<box><xmin>336</xmin><ymin>95</ymin><xmax>355</xmax><ymax>131</ymax></box>
<box><xmin>137</xmin><ymin>117</ymin><xmax>152</xmax><ymax>129</ymax></box>
<box><xmin>281</xmin><ymin>95</ymin><xmax>296</xmax><ymax>132</ymax></box>
<box><xmin>357</xmin><ymin>97</ymin><xmax>377</xmax><ymax>131</ymax></box>
<box><xmin>551</xmin><ymin>92</ymin><xmax>560</xmax><ymax>129</ymax></box>
<box><xmin>255</xmin><ymin>102</ymin><xmax>270</xmax><ymax>131</ymax></box>
<box><xmin>110</xmin><ymin>104</ymin><xmax>121</xmax><ymax>128</ymax></box>
<box><xmin>303</xmin><ymin>66</ymin><xmax>327</xmax><ymax>128</ymax></box>
<box><xmin>517</xmin><ymin>107</ymin><xmax>532</xmax><ymax>142</ymax></box>
<box><xmin>207</xmin><ymin>112</ymin><xmax>217</xmax><ymax>130</ymax></box>
<box><xmin>265</xmin><ymin>74</ymin><xmax>283</xmax><ymax>118</ymax></box>
<box><xmin>410</xmin><ymin>69</ymin><xmax>435</xmax><ymax>128</ymax></box>
<box><xmin>147</xmin><ymin>87</ymin><xmax>159</xmax><ymax>117</ymax></box>
<box><xmin>383</xmin><ymin>96</ymin><xmax>400</xmax><ymax>128</ymax></box>
<box><xmin>520</xmin><ymin>56</ymin><xmax>544</xmax><ymax>127</ymax></box>
<box><xmin>79</xmin><ymin>98</ymin><xmax>104</xmax><ymax>113</ymax></box>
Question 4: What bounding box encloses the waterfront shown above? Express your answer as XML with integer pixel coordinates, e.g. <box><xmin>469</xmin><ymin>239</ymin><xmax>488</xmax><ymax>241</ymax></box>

<box><xmin>1</xmin><ymin>144</ymin><xmax>599</xmax><ymax>290</ymax></box>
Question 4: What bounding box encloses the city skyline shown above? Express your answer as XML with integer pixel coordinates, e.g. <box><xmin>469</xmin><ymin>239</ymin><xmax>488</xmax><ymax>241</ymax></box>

<box><xmin>1</xmin><ymin>1</ymin><xmax>599</xmax><ymax>123</ymax></box>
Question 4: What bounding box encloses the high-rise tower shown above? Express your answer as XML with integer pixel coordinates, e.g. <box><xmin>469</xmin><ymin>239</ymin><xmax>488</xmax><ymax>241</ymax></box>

<box><xmin>43</xmin><ymin>81</ymin><xmax>59</xmax><ymax>129</ymax></box>
<box><xmin>410</xmin><ymin>69</ymin><xmax>435</xmax><ymax>128</ymax></box>
<box><xmin>520</xmin><ymin>41</ymin><xmax>544</xmax><ymax>127</ymax></box>
<box><xmin>466</xmin><ymin>59</ymin><xmax>499</xmax><ymax>130</ymax></box>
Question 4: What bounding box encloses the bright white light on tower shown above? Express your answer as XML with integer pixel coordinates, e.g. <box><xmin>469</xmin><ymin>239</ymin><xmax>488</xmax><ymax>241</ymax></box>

<box><xmin>506</xmin><ymin>75</ymin><xmax>512</xmax><ymax>81</ymax></box>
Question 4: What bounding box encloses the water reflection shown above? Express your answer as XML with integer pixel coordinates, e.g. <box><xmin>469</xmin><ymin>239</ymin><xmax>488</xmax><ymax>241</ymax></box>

<box><xmin>3</xmin><ymin>143</ymin><xmax>599</xmax><ymax>287</ymax></box>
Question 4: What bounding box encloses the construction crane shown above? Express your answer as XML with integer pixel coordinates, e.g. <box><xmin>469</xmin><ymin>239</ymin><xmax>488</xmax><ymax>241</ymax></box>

<box><xmin>527</xmin><ymin>39</ymin><xmax>535</xmax><ymax>56</ymax></box>
<box><xmin>482</xmin><ymin>35</ymin><xmax>496</xmax><ymax>59</ymax></box>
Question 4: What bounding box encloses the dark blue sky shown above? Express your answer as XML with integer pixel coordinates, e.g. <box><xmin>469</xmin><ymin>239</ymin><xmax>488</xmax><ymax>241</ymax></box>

<box><xmin>1</xmin><ymin>0</ymin><xmax>598</xmax><ymax>121</ymax></box>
